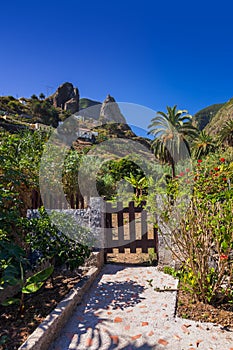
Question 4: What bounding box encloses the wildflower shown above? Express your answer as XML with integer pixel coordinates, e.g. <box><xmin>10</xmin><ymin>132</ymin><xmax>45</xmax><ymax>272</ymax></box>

<box><xmin>214</xmin><ymin>167</ymin><xmax>219</xmax><ymax>171</ymax></box>
<box><xmin>197</xmin><ymin>159</ymin><xmax>202</xmax><ymax>163</ymax></box>
<box><xmin>179</xmin><ymin>172</ymin><xmax>185</xmax><ymax>177</ymax></box>
<box><xmin>220</xmin><ymin>157</ymin><xmax>225</xmax><ymax>162</ymax></box>
<box><xmin>223</xmin><ymin>177</ymin><xmax>227</xmax><ymax>181</ymax></box>
<box><xmin>220</xmin><ymin>254</ymin><xmax>228</xmax><ymax>260</ymax></box>
<box><xmin>185</xmin><ymin>168</ymin><xmax>190</xmax><ymax>172</ymax></box>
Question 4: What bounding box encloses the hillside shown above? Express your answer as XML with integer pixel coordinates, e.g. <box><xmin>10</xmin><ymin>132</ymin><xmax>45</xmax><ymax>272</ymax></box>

<box><xmin>79</xmin><ymin>98</ymin><xmax>101</xmax><ymax>109</ymax></box>
<box><xmin>193</xmin><ymin>103</ymin><xmax>224</xmax><ymax>130</ymax></box>
<box><xmin>205</xmin><ymin>98</ymin><xmax>233</xmax><ymax>136</ymax></box>
<box><xmin>1</xmin><ymin>81</ymin><xmax>233</xmax><ymax>141</ymax></box>
<box><xmin>0</xmin><ymin>83</ymin><xmax>151</xmax><ymax>154</ymax></box>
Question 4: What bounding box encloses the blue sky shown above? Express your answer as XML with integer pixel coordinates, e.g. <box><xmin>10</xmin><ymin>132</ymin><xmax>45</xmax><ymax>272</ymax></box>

<box><xmin>1</xmin><ymin>0</ymin><xmax>233</xmax><ymax>130</ymax></box>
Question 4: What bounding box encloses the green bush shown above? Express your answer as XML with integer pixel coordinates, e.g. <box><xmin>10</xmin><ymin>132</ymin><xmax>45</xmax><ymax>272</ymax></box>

<box><xmin>21</xmin><ymin>207</ymin><xmax>91</xmax><ymax>270</ymax></box>
<box><xmin>148</xmin><ymin>156</ymin><xmax>233</xmax><ymax>304</ymax></box>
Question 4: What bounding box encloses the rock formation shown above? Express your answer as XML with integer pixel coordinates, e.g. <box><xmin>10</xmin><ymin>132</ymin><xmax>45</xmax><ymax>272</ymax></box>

<box><xmin>100</xmin><ymin>94</ymin><xmax>126</xmax><ymax>123</ymax></box>
<box><xmin>52</xmin><ymin>82</ymin><xmax>79</xmax><ymax>114</ymax></box>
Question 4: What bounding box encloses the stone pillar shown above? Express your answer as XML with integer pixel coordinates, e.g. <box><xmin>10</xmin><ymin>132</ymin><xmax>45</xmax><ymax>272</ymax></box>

<box><xmin>89</xmin><ymin>197</ymin><xmax>105</xmax><ymax>254</ymax></box>
<box><xmin>157</xmin><ymin>218</ymin><xmax>174</xmax><ymax>268</ymax></box>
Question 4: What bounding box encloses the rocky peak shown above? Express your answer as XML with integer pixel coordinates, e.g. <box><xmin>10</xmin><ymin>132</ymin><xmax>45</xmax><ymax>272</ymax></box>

<box><xmin>100</xmin><ymin>94</ymin><xmax>126</xmax><ymax>123</ymax></box>
<box><xmin>52</xmin><ymin>82</ymin><xmax>79</xmax><ymax>113</ymax></box>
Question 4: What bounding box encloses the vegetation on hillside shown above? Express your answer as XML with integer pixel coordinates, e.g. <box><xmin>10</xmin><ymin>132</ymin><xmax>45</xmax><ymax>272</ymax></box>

<box><xmin>205</xmin><ymin>98</ymin><xmax>233</xmax><ymax>136</ymax></box>
<box><xmin>79</xmin><ymin>98</ymin><xmax>101</xmax><ymax>110</ymax></box>
<box><xmin>193</xmin><ymin>103</ymin><xmax>224</xmax><ymax>130</ymax></box>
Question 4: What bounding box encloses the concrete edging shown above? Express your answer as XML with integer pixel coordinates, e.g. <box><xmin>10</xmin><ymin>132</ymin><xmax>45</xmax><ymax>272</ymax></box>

<box><xmin>18</xmin><ymin>251</ymin><xmax>104</xmax><ymax>350</ymax></box>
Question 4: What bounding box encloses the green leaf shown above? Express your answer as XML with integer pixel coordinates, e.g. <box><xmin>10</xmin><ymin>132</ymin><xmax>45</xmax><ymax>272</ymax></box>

<box><xmin>22</xmin><ymin>281</ymin><xmax>44</xmax><ymax>294</ymax></box>
<box><xmin>1</xmin><ymin>298</ymin><xmax>20</xmax><ymax>306</ymax></box>
<box><xmin>221</xmin><ymin>240</ymin><xmax>228</xmax><ymax>250</ymax></box>
<box><xmin>22</xmin><ymin>266</ymin><xmax>54</xmax><ymax>294</ymax></box>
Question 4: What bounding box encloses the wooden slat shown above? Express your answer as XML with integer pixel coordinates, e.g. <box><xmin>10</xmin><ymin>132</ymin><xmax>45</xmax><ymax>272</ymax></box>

<box><xmin>128</xmin><ymin>201</ymin><xmax>136</xmax><ymax>253</ymax></box>
<box><xmin>154</xmin><ymin>226</ymin><xmax>159</xmax><ymax>260</ymax></box>
<box><xmin>105</xmin><ymin>202</ymin><xmax>113</xmax><ymax>253</ymax></box>
<box><xmin>141</xmin><ymin>210</ymin><xmax>148</xmax><ymax>253</ymax></box>
<box><xmin>75</xmin><ymin>193</ymin><xmax>79</xmax><ymax>209</ymax></box>
<box><xmin>31</xmin><ymin>190</ymin><xmax>36</xmax><ymax>209</ymax></box>
<box><xmin>117</xmin><ymin>202</ymin><xmax>124</xmax><ymax>253</ymax></box>
<box><xmin>112</xmin><ymin>238</ymin><xmax>156</xmax><ymax>252</ymax></box>
<box><xmin>80</xmin><ymin>196</ymin><xmax>84</xmax><ymax>209</ymax></box>
<box><xmin>70</xmin><ymin>193</ymin><xmax>75</xmax><ymax>209</ymax></box>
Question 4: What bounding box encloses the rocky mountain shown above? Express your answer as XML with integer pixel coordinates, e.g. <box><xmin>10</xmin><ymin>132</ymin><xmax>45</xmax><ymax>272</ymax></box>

<box><xmin>100</xmin><ymin>94</ymin><xmax>126</xmax><ymax>123</ymax></box>
<box><xmin>49</xmin><ymin>84</ymin><xmax>126</xmax><ymax>123</ymax></box>
<box><xmin>51</xmin><ymin>82</ymin><xmax>79</xmax><ymax>114</ymax></box>
<box><xmin>193</xmin><ymin>103</ymin><xmax>224</xmax><ymax>130</ymax></box>
<box><xmin>205</xmin><ymin>98</ymin><xmax>233</xmax><ymax>136</ymax></box>
<box><xmin>0</xmin><ymin>83</ymin><xmax>132</xmax><ymax>146</ymax></box>
<box><xmin>2</xmin><ymin>80</ymin><xmax>232</xmax><ymax>140</ymax></box>
<box><xmin>77</xmin><ymin>94</ymin><xmax>127</xmax><ymax>124</ymax></box>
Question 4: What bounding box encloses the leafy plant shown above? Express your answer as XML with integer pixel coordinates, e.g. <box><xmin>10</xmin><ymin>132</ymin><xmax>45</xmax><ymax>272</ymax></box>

<box><xmin>2</xmin><ymin>264</ymin><xmax>54</xmax><ymax>314</ymax></box>
<box><xmin>147</xmin><ymin>248</ymin><xmax>157</xmax><ymax>265</ymax></box>
<box><xmin>0</xmin><ymin>236</ymin><xmax>28</xmax><ymax>289</ymax></box>
<box><xmin>147</xmin><ymin>155</ymin><xmax>233</xmax><ymax>304</ymax></box>
<box><xmin>21</xmin><ymin>207</ymin><xmax>91</xmax><ymax>270</ymax></box>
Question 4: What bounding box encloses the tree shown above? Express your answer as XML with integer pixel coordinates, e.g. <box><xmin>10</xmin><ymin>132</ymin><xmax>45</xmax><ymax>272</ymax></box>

<box><xmin>31</xmin><ymin>94</ymin><xmax>38</xmax><ymax>100</ymax></box>
<box><xmin>39</xmin><ymin>93</ymin><xmax>45</xmax><ymax>100</ymax></box>
<box><xmin>148</xmin><ymin>105</ymin><xmax>198</xmax><ymax>177</ymax></box>
<box><xmin>30</xmin><ymin>100</ymin><xmax>41</xmax><ymax>117</ymax></box>
<box><xmin>220</xmin><ymin>119</ymin><xmax>233</xmax><ymax>147</ymax></box>
<box><xmin>192</xmin><ymin>131</ymin><xmax>217</xmax><ymax>159</ymax></box>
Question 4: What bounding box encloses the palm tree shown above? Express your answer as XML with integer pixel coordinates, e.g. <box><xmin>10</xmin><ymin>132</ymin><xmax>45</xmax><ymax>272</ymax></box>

<box><xmin>148</xmin><ymin>105</ymin><xmax>198</xmax><ymax>177</ymax></box>
<box><xmin>39</xmin><ymin>93</ymin><xmax>45</xmax><ymax>100</ymax></box>
<box><xmin>192</xmin><ymin>131</ymin><xmax>217</xmax><ymax>159</ymax></box>
<box><xmin>220</xmin><ymin>119</ymin><xmax>233</xmax><ymax>147</ymax></box>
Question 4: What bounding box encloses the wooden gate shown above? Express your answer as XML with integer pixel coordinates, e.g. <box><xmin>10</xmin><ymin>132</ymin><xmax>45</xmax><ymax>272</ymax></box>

<box><xmin>104</xmin><ymin>201</ymin><xmax>158</xmax><ymax>263</ymax></box>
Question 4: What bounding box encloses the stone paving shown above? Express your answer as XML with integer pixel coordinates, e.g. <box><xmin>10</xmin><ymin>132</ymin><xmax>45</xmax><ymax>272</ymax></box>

<box><xmin>49</xmin><ymin>264</ymin><xmax>233</xmax><ymax>350</ymax></box>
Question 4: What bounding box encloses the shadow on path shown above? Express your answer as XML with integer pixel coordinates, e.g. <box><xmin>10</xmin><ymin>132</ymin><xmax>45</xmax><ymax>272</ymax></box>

<box><xmin>68</xmin><ymin>280</ymin><xmax>146</xmax><ymax>347</ymax></box>
<box><xmin>51</xmin><ymin>265</ymin><xmax>159</xmax><ymax>349</ymax></box>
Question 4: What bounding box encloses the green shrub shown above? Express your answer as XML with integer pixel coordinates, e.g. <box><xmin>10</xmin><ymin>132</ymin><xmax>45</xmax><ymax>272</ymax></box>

<box><xmin>21</xmin><ymin>207</ymin><xmax>91</xmax><ymax>270</ymax></box>
<box><xmin>148</xmin><ymin>156</ymin><xmax>233</xmax><ymax>304</ymax></box>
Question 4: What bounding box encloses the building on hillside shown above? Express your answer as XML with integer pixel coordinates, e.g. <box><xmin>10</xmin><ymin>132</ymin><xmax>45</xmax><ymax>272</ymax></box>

<box><xmin>76</xmin><ymin>128</ymin><xmax>98</xmax><ymax>143</ymax></box>
<box><xmin>29</xmin><ymin>123</ymin><xmax>53</xmax><ymax>131</ymax></box>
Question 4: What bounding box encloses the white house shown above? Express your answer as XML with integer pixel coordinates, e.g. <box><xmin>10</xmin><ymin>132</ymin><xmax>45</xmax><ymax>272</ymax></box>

<box><xmin>76</xmin><ymin>127</ymin><xmax>98</xmax><ymax>141</ymax></box>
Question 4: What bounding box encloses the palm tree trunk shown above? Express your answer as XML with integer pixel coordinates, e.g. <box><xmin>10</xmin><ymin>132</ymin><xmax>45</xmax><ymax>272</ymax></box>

<box><xmin>171</xmin><ymin>160</ymin><xmax>176</xmax><ymax>178</ymax></box>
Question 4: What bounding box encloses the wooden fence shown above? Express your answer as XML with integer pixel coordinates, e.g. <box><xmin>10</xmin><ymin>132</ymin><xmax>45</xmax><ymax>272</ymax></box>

<box><xmin>31</xmin><ymin>190</ymin><xmax>85</xmax><ymax>209</ymax></box>
<box><xmin>30</xmin><ymin>193</ymin><xmax>158</xmax><ymax>263</ymax></box>
<box><xmin>104</xmin><ymin>201</ymin><xmax>158</xmax><ymax>260</ymax></box>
